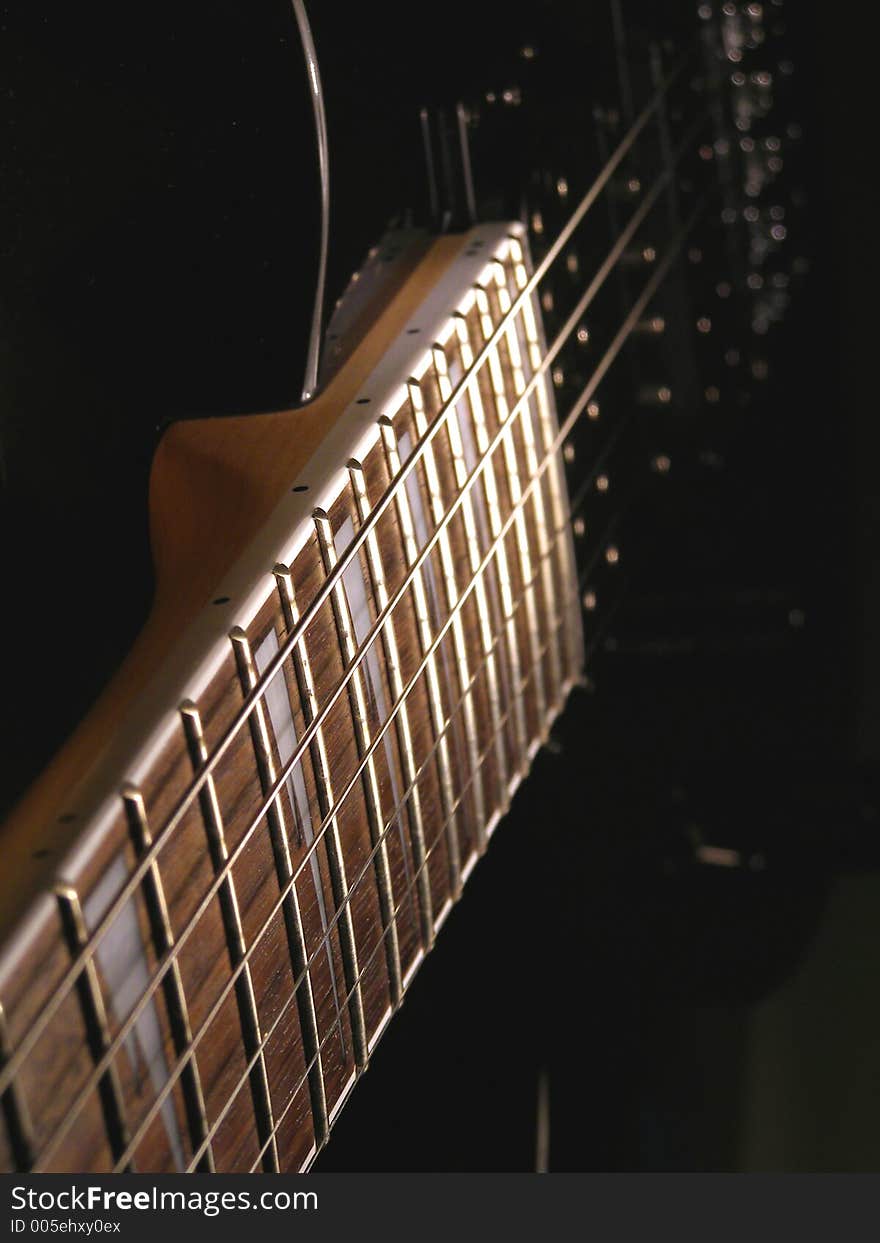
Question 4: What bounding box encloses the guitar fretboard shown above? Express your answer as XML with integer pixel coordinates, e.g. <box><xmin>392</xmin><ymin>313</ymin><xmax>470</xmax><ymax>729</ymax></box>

<box><xmin>0</xmin><ymin>232</ymin><xmax>585</xmax><ymax>1173</ymax></box>
<box><xmin>0</xmin><ymin>0</ymin><xmax>808</xmax><ymax>1173</ymax></box>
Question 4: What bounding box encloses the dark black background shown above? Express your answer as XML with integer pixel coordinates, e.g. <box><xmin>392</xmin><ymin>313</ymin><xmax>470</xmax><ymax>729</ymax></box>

<box><xmin>1</xmin><ymin>1</ymin><xmax>877</xmax><ymax>1170</ymax></box>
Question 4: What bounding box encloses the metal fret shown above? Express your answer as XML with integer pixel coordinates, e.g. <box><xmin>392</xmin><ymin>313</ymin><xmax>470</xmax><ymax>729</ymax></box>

<box><xmin>0</xmin><ymin>82</ymin><xmax>694</xmax><ymax>1126</ymax></box>
<box><xmin>122</xmin><ymin>787</ymin><xmax>214</xmax><ymax>1172</ymax></box>
<box><xmin>472</xmin><ymin>284</ymin><xmax>530</xmax><ymax>768</ymax></box>
<box><xmin>507</xmin><ymin>235</ymin><xmax>584</xmax><ymax>687</ymax></box>
<box><xmin>42</xmin><ymin>414</ymin><xmax>588</xmax><ymax>1178</ymax></box>
<box><xmin>313</xmin><ymin>509</ymin><xmax>404</xmax><ymax>1009</ymax></box>
<box><xmin>347</xmin><ymin>461</ymin><xmax>435</xmax><ymax>948</ymax></box>
<box><xmin>0</xmin><ymin>85</ymin><xmax>705</xmax><ymax>1163</ymax></box>
<box><xmin>249</xmin><ymin>571</ymin><xmax>578</xmax><ymax>1172</ymax></box>
<box><xmin>408</xmin><ymin>377</ymin><xmax>487</xmax><ymax>850</ymax></box>
<box><xmin>11</xmin><ymin>199</ymin><xmax>696</xmax><ymax>1175</ymax></box>
<box><xmin>489</xmin><ymin>260</ymin><xmax>549</xmax><ymax>733</ymax></box>
<box><xmin>118</xmin><ymin>216</ymin><xmax>697</xmax><ymax>1172</ymax></box>
<box><xmin>228</xmin><ymin>630</ymin><xmax>329</xmax><ymax>1148</ymax></box>
<box><xmin>273</xmin><ymin>563</ymin><xmax>368</xmax><ymax>1073</ymax></box>
<box><xmin>179</xmin><ymin>701</ymin><xmax>279</xmax><ymax>1172</ymax></box>
<box><xmin>0</xmin><ymin>1004</ymin><xmax>33</xmax><ymax>1171</ymax></box>
<box><xmin>379</xmin><ymin>416</ymin><xmax>463</xmax><ymax>898</ymax></box>
<box><xmin>54</xmin><ymin>884</ymin><xmax>131</xmax><ymax>1168</ymax></box>
<box><xmin>434</xmin><ymin>341</ymin><xmax>509</xmax><ymax>821</ymax></box>
<box><xmin>491</xmin><ymin>260</ymin><xmax>562</xmax><ymax>714</ymax></box>
<box><xmin>253</xmin><ymin>517</ymin><xmax>584</xmax><ymax>1172</ymax></box>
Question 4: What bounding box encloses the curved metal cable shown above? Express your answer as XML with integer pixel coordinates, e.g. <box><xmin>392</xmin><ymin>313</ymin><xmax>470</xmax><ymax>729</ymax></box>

<box><xmin>291</xmin><ymin>0</ymin><xmax>329</xmax><ymax>401</ymax></box>
<box><xmin>34</xmin><ymin>190</ymin><xmax>707</xmax><ymax>1173</ymax></box>
<box><xmin>0</xmin><ymin>48</ymin><xmax>697</xmax><ymax>1101</ymax></box>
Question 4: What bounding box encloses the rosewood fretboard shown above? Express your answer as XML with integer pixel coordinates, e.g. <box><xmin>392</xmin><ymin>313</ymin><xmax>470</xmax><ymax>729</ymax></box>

<box><xmin>0</xmin><ymin>228</ymin><xmax>582</xmax><ymax>1172</ymax></box>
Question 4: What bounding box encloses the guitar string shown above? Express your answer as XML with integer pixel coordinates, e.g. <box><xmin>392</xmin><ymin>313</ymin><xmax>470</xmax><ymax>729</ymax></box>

<box><xmin>0</xmin><ymin>63</ymin><xmax>699</xmax><ymax>1101</ymax></box>
<box><xmin>229</xmin><ymin>606</ymin><xmax>578</xmax><ymax>1173</ymax></box>
<box><xmin>36</xmin><ymin>194</ymin><xmax>704</xmax><ymax>1171</ymax></box>
<box><xmin>126</xmin><ymin>45</ymin><xmax>689</xmax><ymax>860</ymax></box>
<box><xmin>193</xmin><ymin>576</ymin><xmax>583</xmax><ymax>1174</ymax></box>
<box><xmin>259</xmin><ymin>573</ymin><xmax>631</xmax><ymax>1177</ymax></box>
<box><xmin>203</xmin><ymin>464</ymin><xmax>635</xmax><ymax>1174</ymax></box>
<box><xmin>41</xmin><ymin>412</ymin><xmax>576</xmax><ymax>1172</ymax></box>
<box><xmin>28</xmin><ymin>42</ymin><xmax>691</xmax><ymax>995</ymax></box>
<box><xmin>134</xmin><ymin>112</ymin><xmax>708</xmax><ymax>1013</ymax></box>
<box><xmin>29</xmin><ymin>172</ymin><xmax>705</xmax><ymax>1163</ymax></box>
<box><xmin>210</xmin><ymin>198</ymin><xmax>705</xmax><ymax>1168</ymax></box>
<box><xmin>179</xmin><ymin>200</ymin><xmax>711</xmax><ymax>1176</ymax></box>
<box><xmin>48</xmin><ymin>437</ymin><xmax>626</xmax><ymax>1173</ymax></box>
<box><xmin>202</xmin><ymin>523</ymin><xmax>631</xmax><ymax>1174</ymax></box>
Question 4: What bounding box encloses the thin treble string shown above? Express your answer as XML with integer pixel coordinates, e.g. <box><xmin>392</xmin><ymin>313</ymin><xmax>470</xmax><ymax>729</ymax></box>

<box><xmin>215</xmin><ymin>614</ymin><xmax>574</xmax><ymax>1175</ymax></box>
<box><xmin>40</xmin><ymin>499</ymin><xmax>575</xmax><ymax>1172</ymax></box>
<box><xmin>106</xmin><ymin>502</ymin><xmax>580</xmax><ymax>1173</ymax></box>
<box><xmin>41</xmin><ymin>190</ymin><xmax>706</xmax><ymax>1172</ymax></box>
<box><xmin>208</xmin><ymin>480</ymin><xmax>641</xmax><ymax>1179</ymax></box>
<box><xmin>246</xmin><ymin>596</ymin><xmax>631</xmax><ymax>1176</ymax></box>
<box><xmin>10</xmin><ymin>185</ymin><xmax>708</xmax><ymax>1152</ymax></box>
<box><xmin>159</xmin><ymin>156</ymin><xmax>709</xmax><ymax>985</ymax></box>
<box><xmin>196</xmin><ymin>216</ymin><xmax>710</xmax><ymax>1173</ymax></box>
<box><xmin>246</xmin><ymin>548</ymin><xmax>634</xmax><ymax>1175</ymax></box>
<box><xmin>0</xmin><ymin>51</ymin><xmax>695</xmax><ymax>1098</ymax></box>
<box><xmin>36</xmin><ymin>312</ymin><xmax>580</xmax><ymax>1171</ymax></box>
<box><xmin>91</xmin><ymin>182</ymin><xmax>708</xmax><ymax>1172</ymax></box>
<box><xmin>165</xmin><ymin>48</ymin><xmax>687</xmax><ymax>813</ymax></box>
<box><xmin>233</xmin><ymin>196</ymin><xmax>705</xmax><ymax>1173</ymax></box>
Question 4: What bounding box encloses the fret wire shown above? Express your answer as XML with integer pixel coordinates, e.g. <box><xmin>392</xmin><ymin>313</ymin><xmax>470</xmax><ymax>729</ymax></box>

<box><xmin>250</xmin><ymin>565</ymin><xmax>633</xmax><ymax>1177</ymax></box>
<box><xmin>220</xmin><ymin>193</ymin><xmax>707</xmax><ymax>1041</ymax></box>
<box><xmin>230</xmin><ymin>629</ymin><xmax>295</xmax><ymax>845</ymax></box>
<box><xmin>485</xmin><ymin>264</ymin><xmax>548</xmax><ymax>732</ymax></box>
<box><xmin>410</xmin><ymin>376</ymin><xmax>488</xmax><ymax>853</ymax></box>
<box><xmin>193</xmin><ymin>548</ymin><xmax>576</xmax><ymax>1175</ymax></box>
<box><xmin>27</xmin><ymin>198</ymin><xmax>707</xmax><ymax>1176</ymax></box>
<box><xmin>434</xmin><ymin>342</ymin><xmax>511</xmax><ymax>823</ymax></box>
<box><xmin>314</xmin><ymin>508</ymin><xmax>404</xmax><ymax>1009</ymax></box>
<box><xmin>54</xmin><ymin>885</ymin><xmax>132</xmax><ymax>1169</ymax></box>
<box><xmin>493</xmin><ymin>262</ymin><xmax>562</xmax><ymax>717</ymax></box>
<box><xmin>114</xmin><ymin>507</ymin><xmax>577</xmax><ymax>1174</ymax></box>
<box><xmin>460</xmin><ymin>300</ymin><xmax>529</xmax><ymax>768</ymax></box>
<box><xmin>18</xmin><ymin>201</ymin><xmax>705</xmax><ymax>1165</ymax></box>
<box><xmin>178</xmin><ymin>703</ymin><xmax>279</xmax><ymax>1174</ymax></box>
<box><xmin>448</xmin><ymin>319</ymin><xmax>513</xmax><ymax>806</ymax></box>
<box><xmin>380</xmin><ymin>416</ymin><xmax>463</xmax><ymax>897</ymax></box>
<box><xmin>270</xmin><ymin>541</ymin><xmax>636</xmax><ymax>1176</ymax></box>
<box><xmin>336</xmin><ymin>472</ymin><xmax>422</xmax><ymax>942</ymax></box>
<box><xmin>241</xmin><ymin>609</ymin><xmax>576</xmax><ymax>1174</ymax></box>
<box><xmin>273</xmin><ymin>563</ymin><xmax>364</xmax><ymax>1072</ymax></box>
<box><xmin>51</xmin><ymin>373</ymin><xmax>646</xmax><ymax>1179</ymax></box>
<box><xmin>229</xmin><ymin>629</ymin><xmax>330</xmax><ymax>1149</ymax></box>
<box><xmin>201</xmin><ymin>104</ymin><xmax>703</xmax><ymax>848</ymax></box>
<box><xmin>0</xmin><ymin>1004</ymin><xmax>34</xmax><ymax>1171</ymax></box>
<box><xmin>348</xmin><ymin>460</ymin><xmax>436</xmax><ymax>949</ymax></box>
<box><xmin>41</xmin><ymin>507</ymin><xmax>563</xmax><ymax>1177</ymax></box>
<box><xmin>506</xmin><ymin>236</ymin><xmax>582</xmax><ymax>688</ymax></box>
<box><xmin>122</xmin><ymin>787</ymin><xmax>214</xmax><ymax>1172</ymax></box>
<box><xmin>0</xmin><ymin>90</ymin><xmax>702</xmax><ymax>1095</ymax></box>
<box><xmin>405</xmin><ymin>375</ymin><xmax>480</xmax><ymax>846</ymax></box>
<box><xmin>108</xmin><ymin>434</ymin><xmax>657</xmax><ymax>1177</ymax></box>
<box><xmin>156</xmin><ymin>65</ymin><xmax>688</xmax><ymax>859</ymax></box>
<box><xmin>7</xmin><ymin>196</ymin><xmax>707</xmax><ymax>1178</ymax></box>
